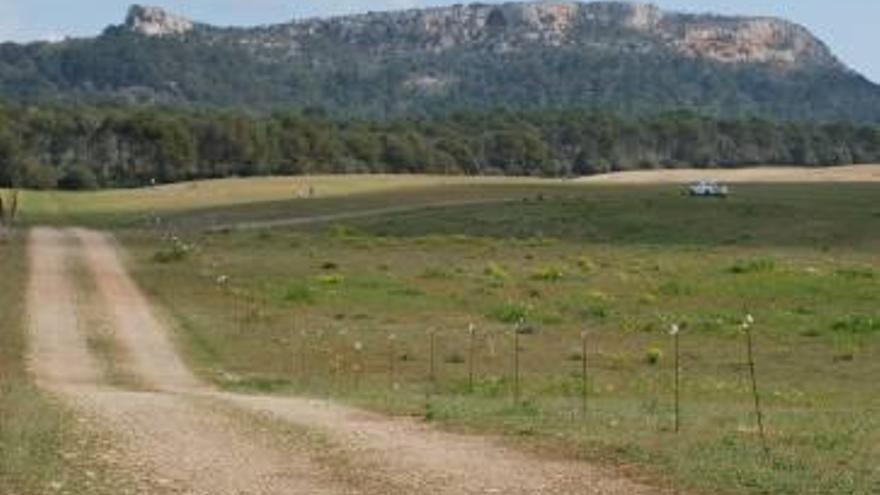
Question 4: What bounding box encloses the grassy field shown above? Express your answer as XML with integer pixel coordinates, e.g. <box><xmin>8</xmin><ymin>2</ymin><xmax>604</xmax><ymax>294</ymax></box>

<box><xmin>12</xmin><ymin>175</ymin><xmax>557</xmax><ymax>227</ymax></box>
<box><xmin>7</xmin><ymin>176</ymin><xmax>879</xmax><ymax>494</ymax></box>
<box><xmin>97</xmin><ymin>178</ymin><xmax>880</xmax><ymax>495</ymax></box>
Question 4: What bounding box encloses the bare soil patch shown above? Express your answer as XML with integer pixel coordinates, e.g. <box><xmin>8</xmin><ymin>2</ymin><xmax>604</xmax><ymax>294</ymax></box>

<box><xmin>580</xmin><ymin>165</ymin><xmax>880</xmax><ymax>184</ymax></box>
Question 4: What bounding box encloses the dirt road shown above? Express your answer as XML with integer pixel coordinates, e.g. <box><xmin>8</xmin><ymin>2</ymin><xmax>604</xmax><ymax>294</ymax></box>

<box><xmin>27</xmin><ymin>227</ymin><xmax>664</xmax><ymax>494</ymax></box>
<box><xmin>579</xmin><ymin>164</ymin><xmax>880</xmax><ymax>184</ymax></box>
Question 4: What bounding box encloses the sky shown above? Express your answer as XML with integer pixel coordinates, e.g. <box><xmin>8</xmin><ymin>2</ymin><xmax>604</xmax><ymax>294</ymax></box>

<box><xmin>1</xmin><ymin>1</ymin><xmax>878</xmax><ymax>82</ymax></box>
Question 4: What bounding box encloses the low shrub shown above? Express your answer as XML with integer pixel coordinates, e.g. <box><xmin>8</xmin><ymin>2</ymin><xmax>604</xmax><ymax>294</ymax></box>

<box><xmin>420</xmin><ymin>267</ymin><xmax>454</xmax><ymax>279</ymax></box>
<box><xmin>831</xmin><ymin>315</ymin><xmax>880</xmax><ymax>335</ymax></box>
<box><xmin>152</xmin><ymin>237</ymin><xmax>193</xmax><ymax>263</ymax></box>
<box><xmin>484</xmin><ymin>262</ymin><xmax>509</xmax><ymax>282</ymax></box>
<box><xmin>316</xmin><ymin>274</ymin><xmax>345</xmax><ymax>285</ymax></box>
<box><xmin>580</xmin><ymin>305</ymin><xmax>609</xmax><ymax>320</ymax></box>
<box><xmin>531</xmin><ymin>265</ymin><xmax>565</xmax><ymax>282</ymax></box>
<box><xmin>728</xmin><ymin>258</ymin><xmax>776</xmax><ymax>274</ymax></box>
<box><xmin>575</xmin><ymin>256</ymin><xmax>597</xmax><ymax>273</ymax></box>
<box><xmin>645</xmin><ymin>347</ymin><xmax>663</xmax><ymax>365</ymax></box>
<box><xmin>489</xmin><ymin>301</ymin><xmax>530</xmax><ymax>323</ymax></box>
<box><xmin>444</xmin><ymin>352</ymin><xmax>466</xmax><ymax>364</ymax></box>
<box><xmin>657</xmin><ymin>281</ymin><xmax>690</xmax><ymax>296</ymax></box>
<box><xmin>283</xmin><ymin>283</ymin><xmax>314</xmax><ymax>304</ymax></box>
<box><xmin>835</xmin><ymin>267</ymin><xmax>875</xmax><ymax>280</ymax></box>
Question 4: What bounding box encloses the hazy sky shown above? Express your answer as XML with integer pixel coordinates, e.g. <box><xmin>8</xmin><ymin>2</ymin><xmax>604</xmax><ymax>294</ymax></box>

<box><xmin>1</xmin><ymin>1</ymin><xmax>878</xmax><ymax>82</ymax></box>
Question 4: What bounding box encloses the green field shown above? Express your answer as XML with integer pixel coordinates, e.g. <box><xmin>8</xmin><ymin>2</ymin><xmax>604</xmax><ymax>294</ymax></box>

<box><xmin>11</xmin><ymin>175</ymin><xmax>557</xmax><ymax>227</ymax></box>
<box><xmin>6</xmin><ymin>177</ymin><xmax>880</xmax><ymax>494</ymax></box>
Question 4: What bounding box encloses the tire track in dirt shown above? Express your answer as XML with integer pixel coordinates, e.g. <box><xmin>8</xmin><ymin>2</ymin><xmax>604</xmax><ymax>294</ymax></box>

<box><xmin>27</xmin><ymin>228</ymin><xmax>102</xmax><ymax>389</ymax></box>
<box><xmin>223</xmin><ymin>393</ymin><xmax>659</xmax><ymax>495</ymax></box>
<box><xmin>72</xmin><ymin>228</ymin><xmax>203</xmax><ymax>393</ymax></box>
<box><xmin>30</xmin><ymin>227</ymin><xmax>668</xmax><ymax>495</ymax></box>
<box><xmin>206</xmin><ymin>198</ymin><xmax>519</xmax><ymax>232</ymax></box>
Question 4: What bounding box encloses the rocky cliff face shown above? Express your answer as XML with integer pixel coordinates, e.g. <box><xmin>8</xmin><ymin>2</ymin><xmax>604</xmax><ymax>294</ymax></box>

<box><xmin>148</xmin><ymin>1</ymin><xmax>839</xmax><ymax>70</ymax></box>
<box><xmin>125</xmin><ymin>4</ymin><xmax>194</xmax><ymax>37</ymax></box>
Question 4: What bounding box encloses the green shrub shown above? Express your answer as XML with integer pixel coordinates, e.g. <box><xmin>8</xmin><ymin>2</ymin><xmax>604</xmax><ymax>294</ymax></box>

<box><xmin>471</xmin><ymin>375</ymin><xmax>510</xmax><ymax>398</ymax></box>
<box><xmin>330</xmin><ymin>225</ymin><xmax>359</xmax><ymax>238</ymax></box>
<box><xmin>728</xmin><ymin>258</ymin><xmax>776</xmax><ymax>274</ymax></box>
<box><xmin>152</xmin><ymin>238</ymin><xmax>192</xmax><ymax>263</ymax></box>
<box><xmin>316</xmin><ymin>274</ymin><xmax>345</xmax><ymax>285</ymax></box>
<box><xmin>585</xmin><ymin>290</ymin><xmax>611</xmax><ymax>304</ymax></box>
<box><xmin>531</xmin><ymin>265</ymin><xmax>565</xmax><ymax>282</ymax></box>
<box><xmin>835</xmin><ymin>267</ymin><xmax>875</xmax><ymax>280</ymax></box>
<box><xmin>645</xmin><ymin>347</ymin><xmax>663</xmax><ymax>365</ymax></box>
<box><xmin>489</xmin><ymin>301</ymin><xmax>530</xmax><ymax>323</ymax></box>
<box><xmin>420</xmin><ymin>267</ymin><xmax>454</xmax><ymax>279</ymax></box>
<box><xmin>484</xmin><ymin>262</ymin><xmax>509</xmax><ymax>281</ymax></box>
<box><xmin>581</xmin><ymin>305</ymin><xmax>609</xmax><ymax>320</ymax></box>
<box><xmin>444</xmin><ymin>352</ymin><xmax>466</xmax><ymax>364</ymax></box>
<box><xmin>575</xmin><ymin>256</ymin><xmax>597</xmax><ymax>273</ymax></box>
<box><xmin>387</xmin><ymin>286</ymin><xmax>424</xmax><ymax>297</ymax></box>
<box><xmin>57</xmin><ymin>166</ymin><xmax>99</xmax><ymax>190</ymax></box>
<box><xmin>283</xmin><ymin>283</ymin><xmax>314</xmax><ymax>304</ymax></box>
<box><xmin>566</xmin><ymin>349</ymin><xmax>584</xmax><ymax>361</ymax></box>
<box><xmin>658</xmin><ymin>281</ymin><xmax>690</xmax><ymax>296</ymax></box>
<box><xmin>831</xmin><ymin>315</ymin><xmax>880</xmax><ymax>335</ymax></box>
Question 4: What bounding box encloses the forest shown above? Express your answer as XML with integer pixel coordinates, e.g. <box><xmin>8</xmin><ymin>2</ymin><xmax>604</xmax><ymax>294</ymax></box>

<box><xmin>1</xmin><ymin>103</ymin><xmax>879</xmax><ymax>189</ymax></box>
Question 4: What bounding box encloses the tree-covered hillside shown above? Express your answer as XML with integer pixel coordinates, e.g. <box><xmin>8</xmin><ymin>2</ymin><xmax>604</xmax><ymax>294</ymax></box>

<box><xmin>1</xmin><ymin>104</ymin><xmax>878</xmax><ymax>189</ymax></box>
<box><xmin>1</xmin><ymin>2</ymin><xmax>880</xmax><ymax>121</ymax></box>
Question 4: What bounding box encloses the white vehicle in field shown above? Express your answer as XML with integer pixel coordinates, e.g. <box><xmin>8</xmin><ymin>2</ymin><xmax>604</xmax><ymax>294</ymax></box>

<box><xmin>688</xmin><ymin>180</ymin><xmax>729</xmax><ymax>197</ymax></box>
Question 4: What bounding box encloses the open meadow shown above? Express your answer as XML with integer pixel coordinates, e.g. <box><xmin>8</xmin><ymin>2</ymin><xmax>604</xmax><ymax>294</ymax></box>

<box><xmin>4</xmin><ymin>173</ymin><xmax>880</xmax><ymax>495</ymax></box>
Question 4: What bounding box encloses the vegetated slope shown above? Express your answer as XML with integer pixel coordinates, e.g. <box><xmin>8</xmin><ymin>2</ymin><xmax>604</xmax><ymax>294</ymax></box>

<box><xmin>2</xmin><ymin>2</ymin><xmax>880</xmax><ymax>121</ymax></box>
<box><xmin>2</xmin><ymin>107</ymin><xmax>880</xmax><ymax>189</ymax></box>
<box><xmin>0</xmin><ymin>105</ymin><xmax>880</xmax><ymax>189</ymax></box>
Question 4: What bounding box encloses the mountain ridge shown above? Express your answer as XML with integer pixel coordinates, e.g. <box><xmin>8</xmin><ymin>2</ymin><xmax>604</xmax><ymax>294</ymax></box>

<box><xmin>1</xmin><ymin>1</ymin><xmax>879</xmax><ymax>121</ymax></box>
<box><xmin>120</xmin><ymin>1</ymin><xmax>842</xmax><ymax>71</ymax></box>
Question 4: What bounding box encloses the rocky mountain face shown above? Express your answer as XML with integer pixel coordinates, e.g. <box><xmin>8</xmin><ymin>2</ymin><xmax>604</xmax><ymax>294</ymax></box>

<box><xmin>184</xmin><ymin>1</ymin><xmax>839</xmax><ymax>69</ymax></box>
<box><xmin>125</xmin><ymin>4</ymin><xmax>194</xmax><ymax>37</ymax></box>
<box><xmin>1</xmin><ymin>2</ymin><xmax>879</xmax><ymax>121</ymax></box>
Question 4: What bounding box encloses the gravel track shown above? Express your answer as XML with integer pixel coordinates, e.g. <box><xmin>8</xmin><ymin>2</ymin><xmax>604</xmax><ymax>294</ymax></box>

<box><xmin>579</xmin><ymin>164</ymin><xmax>880</xmax><ymax>184</ymax></box>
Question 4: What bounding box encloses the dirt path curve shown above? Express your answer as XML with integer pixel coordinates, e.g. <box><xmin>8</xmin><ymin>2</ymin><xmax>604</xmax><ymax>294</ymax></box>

<box><xmin>28</xmin><ymin>227</ymin><xmax>348</xmax><ymax>495</ymax></box>
<box><xmin>224</xmin><ymin>393</ymin><xmax>658</xmax><ymax>495</ymax></box>
<box><xmin>28</xmin><ymin>227</ymin><xmax>667</xmax><ymax>495</ymax></box>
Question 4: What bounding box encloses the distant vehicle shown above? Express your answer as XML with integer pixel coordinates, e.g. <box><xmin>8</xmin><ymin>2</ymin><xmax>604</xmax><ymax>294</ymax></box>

<box><xmin>688</xmin><ymin>180</ymin><xmax>729</xmax><ymax>197</ymax></box>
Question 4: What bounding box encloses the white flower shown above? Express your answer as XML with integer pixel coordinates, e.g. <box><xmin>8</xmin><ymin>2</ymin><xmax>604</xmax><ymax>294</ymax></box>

<box><xmin>746</xmin><ymin>314</ymin><xmax>755</xmax><ymax>325</ymax></box>
<box><xmin>354</xmin><ymin>341</ymin><xmax>364</xmax><ymax>352</ymax></box>
<box><xmin>669</xmin><ymin>323</ymin><xmax>680</xmax><ymax>336</ymax></box>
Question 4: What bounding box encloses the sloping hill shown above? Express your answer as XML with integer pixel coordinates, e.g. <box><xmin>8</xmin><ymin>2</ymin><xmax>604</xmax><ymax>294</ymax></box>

<box><xmin>1</xmin><ymin>2</ymin><xmax>880</xmax><ymax>120</ymax></box>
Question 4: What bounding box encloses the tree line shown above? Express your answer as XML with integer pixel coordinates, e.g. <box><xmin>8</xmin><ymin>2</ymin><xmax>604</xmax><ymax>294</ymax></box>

<box><xmin>1</xmin><ymin>104</ymin><xmax>879</xmax><ymax>189</ymax></box>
